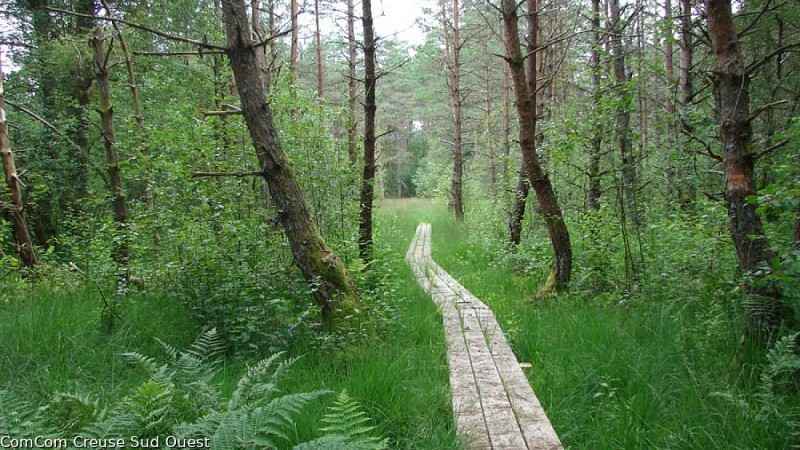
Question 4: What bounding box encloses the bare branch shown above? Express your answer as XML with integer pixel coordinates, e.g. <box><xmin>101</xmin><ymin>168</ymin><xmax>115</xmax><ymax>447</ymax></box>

<box><xmin>191</xmin><ymin>171</ymin><xmax>264</xmax><ymax>178</ymax></box>
<box><xmin>746</xmin><ymin>43</ymin><xmax>800</xmax><ymax>75</ymax></box>
<box><xmin>133</xmin><ymin>50</ymin><xmax>225</xmax><ymax>57</ymax></box>
<box><xmin>5</xmin><ymin>99</ymin><xmax>64</xmax><ymax>137</ymax></box>
<box><xmin>749</xmin><ymin>100</ymin><xmax>788</xmax><ymax>123</ymax></box>
<box><xmin>754</xmin><ymin>138</ymin><xmax>790</xmax><ymax>160</ymax></box>
<box><xmin>202</xmin><ymin>109</ymin><xmax>242</xmax><ymax>117</ymax></box>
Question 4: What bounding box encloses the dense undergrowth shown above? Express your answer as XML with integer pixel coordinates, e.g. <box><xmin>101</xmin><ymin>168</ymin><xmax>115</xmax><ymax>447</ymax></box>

<box><xmin>2</xmin><ymin>198</ymin><xmax>799</xmax><ymax>448</ymax></box>
<box><xmin>0</xmin><ymin>202</ymin><xmax>460</xmax><ymax>449</ymax></box>
<box><xmin>409</xmin><ymin>198</ymin><xmax>800</xmax><ymax>449</ymax></box>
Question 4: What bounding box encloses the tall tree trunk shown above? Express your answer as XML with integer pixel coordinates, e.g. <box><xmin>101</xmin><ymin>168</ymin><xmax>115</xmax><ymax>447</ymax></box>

<box><xmin>609</xmin><ymin>0</ymin><xmax>639</xmax><ymax>230</ymax></box>
<box><xmin>705</xmin><ymin>0</ymin><xmax>784</xmax><ymax>340</ymax></box>
<box><xmin>0</xmin><ymin>52</ymin><xmax>37</xmax><ymax>268</ymax></box>
<box><xmin>220</xmin><ymin>0</ymin><xmax>360</xmax><ymax>327</ymax></box>
<box><xmin>290</xmin><ymin>0</ymin><xmax>299</xmax><ymax>87</ymax></box>
<box><xmin>443</xmin><ymin>0</ymin><xmax>464</xmax><ymax>220</ymax></box>
<box><xmin>99</xmin><ymin>0</ymin><xmax>160</xmax><ymax>246</ymax></box>
<box><xmin>346</xmin><ymin>0</ymin><xmax>358</xmax><ymax>165</ymax></box>
<box><xmin>92</xmin><ymin>27</ymin><xmax>130</xmax><ymax>284</ymax></box>
<box><xmin>664</xmin><ymin>0</ymin><xmax>675</xmax><ymax>117</ymax></box>
<box><xmin>314</xmin><ymin>0</ymin><xmax>324</xmax><ymax>103</ymax></box>
<box><xmin>678</xmin><ymin>0</ymin><xmax>696</xmax><ymax>208</ymax></box>
<box><xmin>678</xmin><ymin>0</ymin><xmax>693</xmax><ymax>106</ymax></box>
<box><xmin>502</xmin><ymin>59</ymin><xmax>511</xmax><ymax>202</ymax></box>
<box><xmin>587</xmin><ymin>0</ymin><xmax>603</xmax><ymax>211</ymax></box>
<box><xmin>251</xmin><ymin>0</ymin><xmax>270</xmax><ymax>93</ymax></box>
<box><xmin>359</xmin><ymin>0</ymin><xmax>377</xmax><ymax>261</ymax></box>
<box><xmin>267</xmin><ymin>0</ymin><xmax>278</xmax><ymax>88</ymax></box>
<box><xmin>501</xmin><ymin>0</ymin><xmax>573</xmax><ymax>294</ymax></box>
<box><xmin>485</xmin><ymin>62</ymin><xmax>497</xmax><ymax>202</ymax></box>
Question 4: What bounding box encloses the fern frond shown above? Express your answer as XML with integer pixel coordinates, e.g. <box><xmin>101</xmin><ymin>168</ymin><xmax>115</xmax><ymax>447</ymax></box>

<box><xmin>186</xmin><ymin>328</ymin><xmax>224</xmax><ymax>363</ymax></box>
<box><xmin>51</xmin><ymin>392</ymin><xmax>104</xmax><ymax>434</ymax></box>
<box><xmin>124</xmin><ymin>379</ymin><xmax>176</xmax><ymax>437</ymax></box>
<box><xmin>251</xmin><ymin>390</ymin><xmax>332</xmax><ymax>445</ymax></box>
<box><xmin>80</xmin><ymin>411</ymin><xmax>137</xmax><ymax>438</ymax></box>
<box><xmin>122</xmin><ymin>351</ymin><xmax>163</xmax><ymax>376</ymax></box>
<box><xmin>313</xmin><ymin>390</ymin><xmax>387</xmax><ymax>450</ymax></box>
<box><xmin>0</xmin><ymin>390</ymin><xmax>54</xmax><ymax>437</ymax></box>
<box><xmin>229</xmin><ymin>352</ymin><xmax>287</xmax><ymax>410</ymax></box>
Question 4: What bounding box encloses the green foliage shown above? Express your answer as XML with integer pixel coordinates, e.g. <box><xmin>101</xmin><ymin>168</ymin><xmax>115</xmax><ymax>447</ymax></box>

<box><xmin>296</xmin><ymin>390</ymin><xmax>388</xmax><ymax>450</ymax></box>
<box><xmin>0</xmin><ymin>328</ymin><xmax>394</xmax><ymax>449</ymax></box>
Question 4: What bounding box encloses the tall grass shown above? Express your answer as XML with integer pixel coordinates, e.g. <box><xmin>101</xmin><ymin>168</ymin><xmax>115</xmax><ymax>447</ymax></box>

<box><xmin>411</xmin><ymin>198</ymin><xmax>799</xmax><ymax>449</ymax></box>
<box><xmin>0</xmin><ymin>287</ymin><xmax>197</xmax><ymax>399</ymax></box>
<box><xmin>0</xmin><ymin>199</ymin><xmax>461</xmax><ymax>448</ymax></box>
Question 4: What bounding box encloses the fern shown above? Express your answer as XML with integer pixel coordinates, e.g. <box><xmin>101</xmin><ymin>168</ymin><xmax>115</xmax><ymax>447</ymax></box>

<box><xmin>294</xmin><ymin>390</ymin><xmax>388</xmax><ymax>450</ymax></box>
<box><xmin>228</xmin><ymin>352</ymin><xmax>288</xmax><ymax>410</ymax></box>
<box><xmin>2</xmin><ymin>330</ymin><xmax>339</xmax><ymax>449</ymax></box>
<box><xmin>0</xmin><ymin>389</ymin><xmax>54</xmax><ymax>437</ymax></box>
<box><xmin>50</xmin><ymin>392</ymin><xmax>104</xmax><ymax>434</ymax></box>
<box><xmin>176</xmin><ymin>354</ymin><xmax>332</xmax><ymax>449</ymax></box>
<box><xmin>124</xmin><ymin>379</ymin><xmax>176</xmax><ymax>437</ymax></box>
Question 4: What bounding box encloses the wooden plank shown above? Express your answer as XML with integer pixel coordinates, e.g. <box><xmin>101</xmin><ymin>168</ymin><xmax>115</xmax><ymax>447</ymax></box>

<box><xmin>407</xmin><ymin>223</ymin><xmax>562</xmax><ymax>450</ymax></box>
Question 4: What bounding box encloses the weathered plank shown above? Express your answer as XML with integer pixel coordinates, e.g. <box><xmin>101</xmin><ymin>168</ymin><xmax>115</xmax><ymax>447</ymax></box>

<box><xmin>407</xmin><ymin>223</ymin><xmax>562</xmax><ymax>450</ymax></box>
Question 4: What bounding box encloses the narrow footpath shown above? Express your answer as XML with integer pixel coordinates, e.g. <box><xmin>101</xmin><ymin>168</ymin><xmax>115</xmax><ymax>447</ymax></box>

<box><xmin>406</xmin><ymin>223</ymin><xmax>562</xmax><ymax>450</ymax></box>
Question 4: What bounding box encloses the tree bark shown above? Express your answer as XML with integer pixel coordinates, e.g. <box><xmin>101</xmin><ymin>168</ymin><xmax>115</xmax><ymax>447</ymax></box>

<box><xmin>220</xmin><ymin>0</ymin><xmax>360</xmax><ymax>326</ymax></box>
<box><xmin>290</xmin><ymin>0</ymin><xmax>299</xmax><ymax>87</ymax></box>
<box><xmin>359</xmin><ymin>0</ymin><xmax>377</xmax><ymax>261</ymax></box>
<box><xmin>609</xmin><ymin>0</ymin><xmax>639</xmax><ymax>229</ymax></box>
<box><xmin>0</xmin><ymin>52</ymin><xmax>37</xmax><ymax>268</ymax></box>
<box><xmin>501</xmin><ymin>0</ymin><xmax>572</xmax><ymax>294</ymax></box>
<box><xmin>508</xmin><ymin>171</ymin><xmax>529</xmax><ymax>248</ymax></box>
<box><xmin>92</xmin><ymin>27</ymin><xmax>130</xmax><ymax>281</ymax></box>
<box><xmin>678</xmin><ymin>0</ymin><xmax>693</xmax><ymax>106</ymax></box>
<box><xmin>502</xmin><ymin>59</ymin><xmax>511</xmax><ymax>202</ymax></box>
<box><xmin>314</xmin><ymin>0</ymin><xmax>324</xmax><ymax>103</ymax></box>
<box><xmin>706</xmin><ymin>0</ymin><xmax>784</xmax><ymax>340</ymax></box>
<box><xmin>443</xmin><ymin>0</ymin><xmax>464</xmax><ymax>220</ymax></box>
<box><xmin>346</xmin><ymin>0</ymin><xmax>358</xmax><ymax>165</ymax></box>
<box><xmin>251</xmin><ymin>0</ymin><xmax>270</xmax><ymax>93</ymax></box>
<box><xmin>587</xmin><ymin>0</ymin><xmax>602</xmax><ymax>211</ymax></box>
<box><xmin>586</xmin><ymin>0</ymin><xmax>603</xmax><ymax>211</ymax></box>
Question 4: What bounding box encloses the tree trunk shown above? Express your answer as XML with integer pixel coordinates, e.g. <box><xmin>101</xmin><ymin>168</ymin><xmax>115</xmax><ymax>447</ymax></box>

<box><xmin>485</xmin><ymin>62</ymin><xmax>497</xmax><ymax>202</ymax></box>
<box><xmin>587</xmin><ymin>0</ymin><xmax>602</xmax><ymax>211</ymax></box>
<box><xmin>679</xmin><ymin>0</ymin><xmax>693</xmax><ymax>106</ymax></box>
<box><xmin>678</xmin><ymin>0</ymin><xmax>696</xmax><ymax>208</ymax></box>
<box><xmin>664</xmin><ymin>0</ymin><xmax>675</xmax><ymax>117</ymax></box>
<box><xmin>92</xmin><ymin>27</ymin><xmax>130</xmax><ymax>282</ymax></box>
<box><xmin>0</xmin><ymin>52</ymin><xmax>37</xmax><ymax>268</ymax></box>
<box><xmin>443</xmin><ymin>0</ymin><xmax>464</xmax><ymax>220</ymax></box>
<box><xmin>290</xmin><ymin>0</ymin><xmax>299</xmax><ymax>87</ymax></box>
<box><xmin>359</xmin><ymin>0</ymin><xmax>377</xmax><ymax>261</ymax></box>
<box><xmin>706</xmin><ymin>0</ymin><xmax>784</xmax><ymax>340</ymax></box>
<box><xmin>609</xmin><ymin>0</ymin><xmax>639</xmax><ymax>230</ymax></box>
<box><xmin>508</xmin><ymin>171</ymin><xmax>529</xmax><ymax>248</ymax></box>
<box><xmin>314</xmin><ymin>0</ymin><xmax>324</xmax><ymax>104</ymax></box>
<box><xmin>501</xmin><ymin>0</ymin><xmax>572</xmax><ymax>294</ymax></box>
<box><xmin>220</xmin><ymin>0</ymin><xmax>360</xmax><ymax>326</ymax></box>
<box><xmin>502</xmin><ymin>59</ymin><xmax>511</xmax><ymax>202</ymax></box>
<box><xmin>251</xmin><ymin>0</ymin><xmax>270</xmax><ymax>93</ymax></box>
<box><xmin>346</xmin><ymin>0</ymin><xmax>358</xmax><ymax>165</ymax></box>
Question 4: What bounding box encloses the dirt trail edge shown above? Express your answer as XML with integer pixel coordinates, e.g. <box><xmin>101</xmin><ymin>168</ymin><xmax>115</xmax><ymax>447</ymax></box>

<box><xmin>407</xmin><ymin>223</ymin><xmax>562</xmax><ymax>450</ymax></box>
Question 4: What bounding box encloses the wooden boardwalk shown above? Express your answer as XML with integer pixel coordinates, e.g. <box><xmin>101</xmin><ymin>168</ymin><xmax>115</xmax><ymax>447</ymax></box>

<box><xmin>407</xmin><ymin>223</ymin><xmax>562</xmax><ymax>450</ymax></box>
